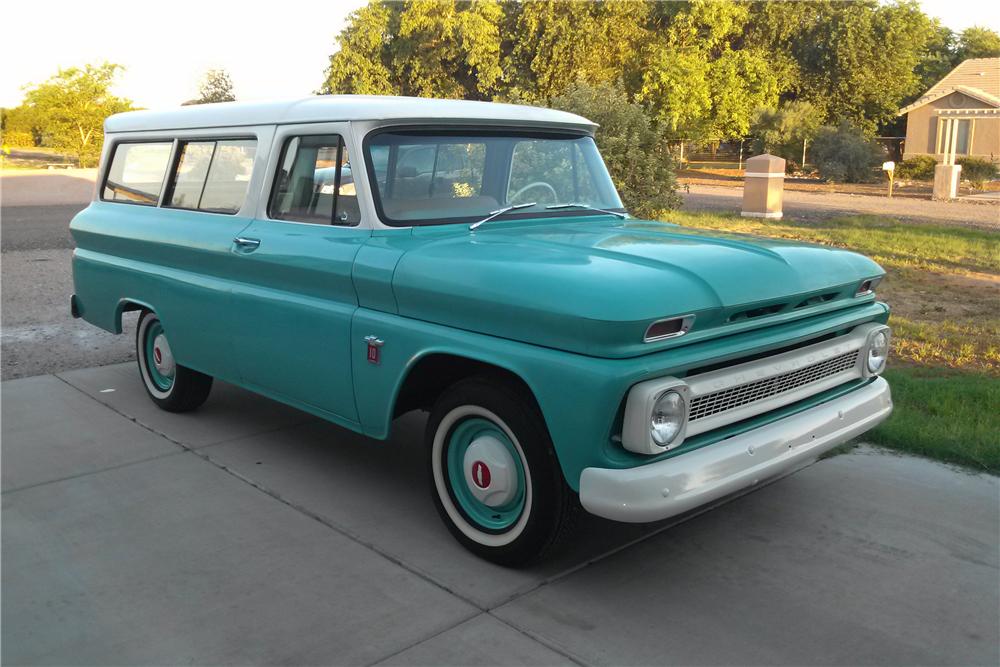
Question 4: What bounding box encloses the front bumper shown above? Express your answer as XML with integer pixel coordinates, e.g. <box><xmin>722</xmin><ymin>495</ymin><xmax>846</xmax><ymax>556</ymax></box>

<box><xmin>579</xmin><ymin>377</ymin><xmax>892</xmax><ymax>523</ymax></box>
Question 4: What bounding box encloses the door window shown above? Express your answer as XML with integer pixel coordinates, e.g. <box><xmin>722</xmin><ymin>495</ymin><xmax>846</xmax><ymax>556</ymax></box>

<box><xmin>268</xmin><ymin>134</ymin><xmax>360</xmax><ymax>225</ymax></box>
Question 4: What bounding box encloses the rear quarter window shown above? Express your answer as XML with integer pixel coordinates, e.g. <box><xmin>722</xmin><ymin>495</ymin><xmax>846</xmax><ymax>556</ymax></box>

<box><xmin>166</xmin><ymin>139</ymin><xmax>257</xmax><ymax>214</ymax></box>
<box><xmin>102</xmin><ymin>142</ymin><xmax>173</xmax><ymax>205</ymax></box>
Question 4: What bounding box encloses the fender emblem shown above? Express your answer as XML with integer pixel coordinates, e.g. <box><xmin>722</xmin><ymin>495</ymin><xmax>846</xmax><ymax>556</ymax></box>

<box><xmin>364</xmin><ymin>335</ymin><xmax>384</xmax><ymax>364</ymax></box>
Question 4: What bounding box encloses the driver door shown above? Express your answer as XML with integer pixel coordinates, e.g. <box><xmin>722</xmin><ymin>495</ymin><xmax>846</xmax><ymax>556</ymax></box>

<box><xmin>227</xmin><ymin>124</ymin><xmax>369</xmax><ymax>423</ymax></box>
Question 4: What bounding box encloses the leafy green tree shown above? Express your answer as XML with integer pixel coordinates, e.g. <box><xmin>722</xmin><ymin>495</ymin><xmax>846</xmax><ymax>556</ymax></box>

<box><xmin>504</xmin><ymin>0</ymin><xmax>650</xmax><ymax>102</ymax></box>
<box><xmin>1</xmin><ymin>105</ymin><xmax>42</xmax><ymax>147</ymax></box>
<box><xmin>639</xmin><ymin>1</ymin><xmax>784</xmax><ymax>139</ymax></box>
<box><xmin>955</xmin><ymin>26</ymin><xmax>1000</xmax><ymax>60</ymax></box>
<box><xmin>321</xmin><ymin>1</ymin><xmax>396</xmax><ymax>95</ymax></box>
<box><xmin>638</xmin><ymin>46</ymin><xmax>711</xmax><ymax>137</ymax></box>
<box><xmin>780</xmin><ymin>0</ymin><xmax>933</xmax><ymax>135</ymax></box>
<box><xmin>392</xmin><ymin>0</ymin><xmax>504</xmax><ymax>99</ymax></box>
<box><xmin>186</xmin><ymin>69</ymin><xmax>236</xmax><ymax>105</ymax></box>
<box><xmin>321</xmin><ymin>0</ymin><xmax>945</xmax><ymax>144</ymax></box>
<box><xmin>321</xmin><ymin>1</ymin><xmax>505</xmax><ymax>100</ymax></box>
<box><xmin>20</xmin><ymin>63</ymin><xmax>132</xmax><ymax>166</ymax></box>
<box><xmin>751</xmin><ymin>100</ymin><xmax>824</xmax><ymax>169</ymax></box>
<box><xmin>550</xmin><ymin>81</ymin><xmax>680</xmax><ymax>216</ymax></box>
<box><xmin>915</xmin><ymin>21</ymin><xmax>958</xmax><ymax>96</ymax></box>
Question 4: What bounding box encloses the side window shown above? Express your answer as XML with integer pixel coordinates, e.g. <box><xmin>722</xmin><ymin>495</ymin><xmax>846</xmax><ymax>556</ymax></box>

<box><xmin>166</xmin><ymin>139</ymin><xmax>256</xmax><ymax>214</ymax></box>
<box><xmin>102</xmin><ymin>142</ymin><xmax>172</xmax><ymax>205</ymax></box>
<box><xmin>269</xmin><ymin>134</ymin><xmax>359</xmax><ymax>225</ymax></box>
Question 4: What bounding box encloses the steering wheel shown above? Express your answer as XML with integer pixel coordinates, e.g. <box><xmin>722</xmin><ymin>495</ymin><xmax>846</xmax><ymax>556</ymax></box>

<box><xmin>510</xmin><ymin>181</ymin><xmax>558</xmax><ymax>204</ymax></box>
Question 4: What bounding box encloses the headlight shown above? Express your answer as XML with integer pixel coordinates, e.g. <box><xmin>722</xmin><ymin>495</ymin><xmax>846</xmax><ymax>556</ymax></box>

<box><xmin>651</xmin><ymin>390</ymin><xmax>686</xmax><ymax>448</ymax></box>
<box><xmin>866</xmin><ymin>329</ymin><xmax>890</xmax><ymax>374</ymax></box>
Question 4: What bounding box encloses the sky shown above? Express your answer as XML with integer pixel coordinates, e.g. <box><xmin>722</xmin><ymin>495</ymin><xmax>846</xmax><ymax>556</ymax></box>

<box><xmin>1</xmin><ymin>0</ymin><xmax>998</xmax><ymax>110</ymax></box>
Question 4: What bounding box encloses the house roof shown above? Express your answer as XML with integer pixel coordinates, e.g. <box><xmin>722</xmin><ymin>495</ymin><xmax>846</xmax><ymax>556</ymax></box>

<box><xmin>899</xmin><ymin>58</ymin><xmax>1000</xmax><ymax>115</ymax></box>
<box><xmin>104</xmin><ymin>95</ymin><xmax>597</xmax><ymax>133</ymax></box>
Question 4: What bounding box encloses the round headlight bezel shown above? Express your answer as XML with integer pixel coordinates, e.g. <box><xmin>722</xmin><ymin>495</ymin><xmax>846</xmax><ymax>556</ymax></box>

<box><xmin>650</xmin><ymin>389</ymin><xmax>687</xmax><ymax>449</ymax></box>
<box><xmin>866</xmin><ymin>328</ymin><xmax>890</xmax><ymax>375</ymax></box>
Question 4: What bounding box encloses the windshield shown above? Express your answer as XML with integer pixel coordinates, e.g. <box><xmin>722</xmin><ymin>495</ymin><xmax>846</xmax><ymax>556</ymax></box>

<box><xmin>365</xmin><ymin>130</ymin><xmax>624</xmax><ymax>226</ymax></box>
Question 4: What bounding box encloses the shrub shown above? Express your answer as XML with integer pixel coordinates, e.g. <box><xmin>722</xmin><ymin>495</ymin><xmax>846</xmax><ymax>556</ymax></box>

<box><xmin>750</xmin><ymin>100</ymin><xmax>823</xmax><ymax>167</ymax></box>
<box><xmin>550</xmin><ymin>81</ymin><xmax>681</xmax><ymax>216</ymax></box>
<box><xmin>895</xmin><ymin>155</ymin><xmax>937</xmax><ymax>181</ymax></box>
<box><xmin>808</xmin><ymin>122</ymin><xmax>885</xmax><ymax>183</ymax></box>
<box><xmin>957</xmin><ymin>156</ymin><xmax>999</xmax><ymax>190</ymax></box>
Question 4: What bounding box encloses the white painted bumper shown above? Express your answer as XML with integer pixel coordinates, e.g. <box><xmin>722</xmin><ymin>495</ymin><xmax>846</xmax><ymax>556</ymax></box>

<box><xmin>579</xmin><ymin>378</ymin><xmax>892</xmax><ymax>523</ymax></box>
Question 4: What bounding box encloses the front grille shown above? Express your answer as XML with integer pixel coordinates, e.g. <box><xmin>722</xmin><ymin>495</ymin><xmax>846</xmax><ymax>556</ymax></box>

<box><xmin>689</xmin><ymin>349</ymin><xmax>859</xmax><ymax>421</ymax></box>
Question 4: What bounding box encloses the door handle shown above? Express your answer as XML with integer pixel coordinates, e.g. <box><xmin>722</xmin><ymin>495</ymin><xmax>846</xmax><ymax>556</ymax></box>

<box><xmin>233</xmin><ymin>237</ymin><xmax>261</xmax><ymax>253</ymax></box>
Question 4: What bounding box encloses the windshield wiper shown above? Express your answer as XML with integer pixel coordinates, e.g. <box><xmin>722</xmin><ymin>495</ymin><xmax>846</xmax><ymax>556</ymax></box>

<box><xmin>545</xmin><ymin>202</ymin><xmax>628</xmax><ymax>219</ymax></box>
<box><xmin>469</xmin><ymin>202</ymin><xmax>537</xmax><ymax>230</ymax></box>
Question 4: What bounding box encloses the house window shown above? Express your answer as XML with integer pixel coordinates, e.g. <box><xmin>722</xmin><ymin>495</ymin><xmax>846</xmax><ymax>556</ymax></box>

<box><xmin>955</xmin><ymin>119</ymin><xmax>971</xmax><ymax>155</ymax></box>
<box><xmin>937</xmin><ymin>118</ymin><xmax>973</xmax><ymax>156</ymax></box>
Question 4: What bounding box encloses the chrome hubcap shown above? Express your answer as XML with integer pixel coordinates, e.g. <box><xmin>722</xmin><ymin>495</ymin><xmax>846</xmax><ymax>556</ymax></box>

<box><xmin>462</xmin><ymin>435</ymin><xmax>518</xmax><ymax>507</ymax></box>
<box><xmin>152</xmin><ymin>333</ymin><xmax>175</xmax><ymax>378</ymax></box>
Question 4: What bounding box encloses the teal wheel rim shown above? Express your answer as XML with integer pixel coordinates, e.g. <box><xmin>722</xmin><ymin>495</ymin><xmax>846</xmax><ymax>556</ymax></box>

<box><xmin>444</xmin><ymin>417</ymin><xmax>527</xmax><ymax>532</ymax></box>
<box><xmin>144</xmin><ymin>321</ymin><xmax>174</xmax><ymax>391</ymax></box>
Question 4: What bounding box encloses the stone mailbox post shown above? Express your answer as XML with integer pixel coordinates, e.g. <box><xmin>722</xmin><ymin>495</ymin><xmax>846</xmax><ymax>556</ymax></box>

<box><xmin>742</xmin><ymin>153</ymin><xmax>785</xmax><ymax>219</ymax></box>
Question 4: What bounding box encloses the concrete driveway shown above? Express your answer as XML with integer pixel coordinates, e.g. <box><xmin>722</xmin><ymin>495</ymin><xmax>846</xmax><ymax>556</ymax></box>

<box><xmin>3</xmin><ymin>364</ymin><xmax>998</xmax><ymax>665</ymax></box>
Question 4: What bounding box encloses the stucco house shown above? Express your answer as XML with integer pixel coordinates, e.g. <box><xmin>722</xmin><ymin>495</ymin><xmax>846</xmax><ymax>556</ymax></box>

<box><xmin>899</xmin><ymin>57</ymin><xmax>999</xmax><ymax>162</ymax></box>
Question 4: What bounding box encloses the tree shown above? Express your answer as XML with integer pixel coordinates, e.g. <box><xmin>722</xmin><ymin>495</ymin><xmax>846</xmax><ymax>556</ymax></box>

<box><xmin>550</xmin><ymin>81</ymin><xmax>680</xmax><ymax>216</ymax></box>
<box><xmin>638</xmin><ymin>0</ymin><xmax>785</xmax><ymax>139</ymax></box>
<box><xmin>186</xmin><ymin>69</ymin><xmax>236</xmax><ymax>105</ymax></box>
<box><xmin>321</xmin><ymin>0</ymin><xmax>506</xmax><ymax>100</ymax></box>
<box><xmin>321</xmin><ymin>1</ymin><xmax>396</xmax><ymax>95</ymax></box>
<box><xmin>1</xmin><ymin>105</ymin><xmax>42</xmax><ymax>147</ymax></box>
<box><xmin>955</xmin><ymin>26</ymin><xmax>1000</xmax><ymax>60</ymax></box>
<box><xmin>510</xmin><ymin>0</ymin><xmax>650</xmax><ymax>103</ymax></box>
<box><xmin>779</xmin><ymin>0</ymin><xmax>933</xmax><ymax>135</ymax></box>
<box><xmin>751</xmin><ymin>100</ymin><xmax>824</xmax><ymax>169</ymax></box>
<box><xmin>391</xmin><ymin>0</ymin><xmax>504</xmax><ymax>99</ymax></box>
<box><xmin>20</xmin><ymin>63</ymin><xmax>132</xmax><ymax>166</ymax></box>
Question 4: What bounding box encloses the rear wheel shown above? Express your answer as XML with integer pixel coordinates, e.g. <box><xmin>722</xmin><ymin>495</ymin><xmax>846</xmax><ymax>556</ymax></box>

<box><xmin>427</xmin><ymin>376</ymin><xmax>576</xmax><ymax>566</ymax></box>
<box><xmin>136</xmin><ymin>310</ymin><xmax>213</xmax><ymax>412</ymax></box>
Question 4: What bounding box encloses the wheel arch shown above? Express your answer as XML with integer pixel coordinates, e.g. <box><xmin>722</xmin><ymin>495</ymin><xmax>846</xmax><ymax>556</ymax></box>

<box><xmin>391</xmin><ymin>351</ymin><xmax>545</xmax><ymax>422</ymax></box>
<box><xmin>114</xmin><ymin>298</ymin><xmax>156</xmax><ymax>334</ymax></box>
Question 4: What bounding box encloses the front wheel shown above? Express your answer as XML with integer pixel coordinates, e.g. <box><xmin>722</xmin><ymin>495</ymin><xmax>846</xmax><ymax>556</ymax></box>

<box><xmin>427</xmin><ymin>376</ymin><xmax>576</xmax><ymax>566</ymax></box>
<box><xmin>136</xmin><ymin>310</ymin><xmax>213</xmax><ymax>412</ymax></box>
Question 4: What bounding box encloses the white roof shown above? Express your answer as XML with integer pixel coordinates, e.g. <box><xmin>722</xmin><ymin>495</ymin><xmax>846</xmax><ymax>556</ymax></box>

<box><xmin>105</xmin><ymin>95</ymin><xmax>597</xmax><ymax>133</ymax></box>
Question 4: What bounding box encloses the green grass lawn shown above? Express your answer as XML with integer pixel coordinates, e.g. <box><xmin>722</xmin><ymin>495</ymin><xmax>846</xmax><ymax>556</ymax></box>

<box><xmin>658</xmin><ymin>209</ymin><xmax>1000</xmax><ymax>474</ymax></box>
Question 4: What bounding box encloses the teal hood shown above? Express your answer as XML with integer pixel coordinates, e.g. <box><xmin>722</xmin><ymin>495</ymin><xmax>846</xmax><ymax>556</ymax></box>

<box><xmin>391</xmin><ymin>217</ymin><xmax>885</xmax><ymax>358</ymax></box>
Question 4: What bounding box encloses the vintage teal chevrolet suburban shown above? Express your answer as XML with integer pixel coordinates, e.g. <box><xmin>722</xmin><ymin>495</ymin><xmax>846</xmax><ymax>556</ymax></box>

<box><xmin>71</xmin><ymin>96</ymin><xmax>892</xmax><ymax>565</ymax></box>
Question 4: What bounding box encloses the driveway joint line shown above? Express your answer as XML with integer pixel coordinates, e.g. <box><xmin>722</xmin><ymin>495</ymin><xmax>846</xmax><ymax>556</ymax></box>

<box><xmin>485</xmin><ymin>611</ymin><xmax>591</xmax><ymax>666</ymax></box>
<box><xmin>51</xmin><ymin>370</ymin><xmax>703</xmax><ymax>641</ymax></box>
<box><xmin>364</xmin><ymin>610</ymin><xmax>485</xmax><ymax>667</ymax></box>
<box><xmin>0</xmin><ymin>449</ymin><xmax>187</xmax><ymax>496</ymax></box>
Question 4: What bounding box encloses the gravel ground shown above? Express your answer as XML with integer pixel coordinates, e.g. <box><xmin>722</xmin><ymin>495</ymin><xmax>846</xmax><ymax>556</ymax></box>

<box><xmin>680</xmin><ymin>182</ymin><xmax>1000</xmax><ymax>230</ymax></box>
<box><xmin>2</xmin><ymin>170</ymin><xmax>134</xmax><ymax>380</ymax></box>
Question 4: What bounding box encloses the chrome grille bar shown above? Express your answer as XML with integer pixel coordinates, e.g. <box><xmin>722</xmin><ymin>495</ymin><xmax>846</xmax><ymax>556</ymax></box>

<box><xmin>689</xmin><ymin>350</ymin><xmax>859</xmax><ymax>421</ymax></box>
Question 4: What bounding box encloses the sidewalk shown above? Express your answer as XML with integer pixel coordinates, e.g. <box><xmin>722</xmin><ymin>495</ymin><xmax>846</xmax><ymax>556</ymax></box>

<box><xmin>3</xmin><ymin>363</ymin><xmax>998</xmax><ymax>665</ymax></box>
